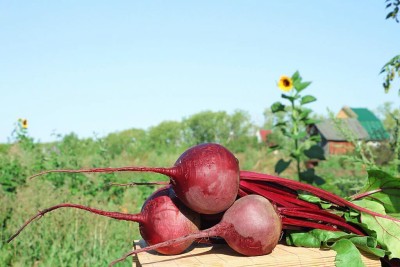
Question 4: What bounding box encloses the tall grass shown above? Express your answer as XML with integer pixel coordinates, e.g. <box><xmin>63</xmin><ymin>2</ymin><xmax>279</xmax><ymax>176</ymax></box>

<box><xmin>0</xmin><ymin>127</ymin><xmax>386</xmax><ymax>266</ymax></box>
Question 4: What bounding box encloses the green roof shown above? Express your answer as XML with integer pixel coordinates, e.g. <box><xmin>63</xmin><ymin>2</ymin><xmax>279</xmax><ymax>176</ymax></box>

<box><xmin>350</xmin><ymin>108</ymin><xmax>390</xmax><ymax>141</ymax></box>
<box><xmin>351</xmin><ymin>108</ymin><xmax>379</xmax><ymax>121</ymax></box>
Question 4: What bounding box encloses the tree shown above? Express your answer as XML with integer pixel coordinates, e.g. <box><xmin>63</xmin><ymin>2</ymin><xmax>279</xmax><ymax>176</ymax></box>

<box><xmin>183</xmin><ymin>111</ymin><xmax>230</xmax><ymax>145</ymax></box>
<box><xmin>381</xmin><ymin>1</ymin><xmax>400</xmax><ymax>94</ymax></box>
<box><xmin>147</xmin><ymin>121</ymin><xmax>184</xmax><ymax>149</ymax></box>
<box><xmin>182</xmin><ymin>110</ymin><xmax>255</xmax><ymax>151</ymax></box>
<box><xmin>385</xmin><ymin>0</ymin><xmax>400</xmax><ymax>22</ymax></box>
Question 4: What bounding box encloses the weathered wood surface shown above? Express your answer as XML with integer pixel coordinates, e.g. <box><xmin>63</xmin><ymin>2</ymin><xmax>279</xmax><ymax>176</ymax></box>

<box><xmin>132</xmin><ymin>240</ymin><xmax>381</xmax><ymax>267</ymax></box>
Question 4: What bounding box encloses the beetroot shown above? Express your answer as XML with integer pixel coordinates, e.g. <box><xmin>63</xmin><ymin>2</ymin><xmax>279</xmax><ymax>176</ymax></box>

<box><xmin>8</xmin><ymin>186</ymin><xmax>201</xmax><ymax>255</ymax></box>
<box><xmin>110</xmin><ymin>195</ymin><xmax>283</xmax><ymax>266</ymax></box>
<box><xmin>30</xmin><ymin>143</ymin><xmax>240</xmax><ymax>215</ymax></box>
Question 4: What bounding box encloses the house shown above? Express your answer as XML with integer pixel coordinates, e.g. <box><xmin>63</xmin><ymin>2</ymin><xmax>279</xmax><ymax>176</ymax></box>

<box><xmin>309</xmin><ymin>119</ymin><xmax>368</xmax><ymax>155</ymax></box>
<box><xmin>337</xmin><ymin>106</ymin><xmax>390</xmax><ymax>141</ymax></box>
<box><xmin>309</xmin><ymin>106</ymin><xmax>389</xmax><ymax>155</ymax></box>
<box><xmin>256</xmin><ymin>129</ymin><xmax>272</xmax><ymax>143</ymax></box>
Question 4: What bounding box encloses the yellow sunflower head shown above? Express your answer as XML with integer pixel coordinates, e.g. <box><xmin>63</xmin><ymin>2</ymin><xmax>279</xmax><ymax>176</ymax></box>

<box><xmin>278</xmin><ymin>75</ymin><xmax>293</xmax><ymax>92</ymax></box>
<box><xmin>21</xmin><ymin>119</ymin><xmax>28</xmax><ymax>129</ymax></box>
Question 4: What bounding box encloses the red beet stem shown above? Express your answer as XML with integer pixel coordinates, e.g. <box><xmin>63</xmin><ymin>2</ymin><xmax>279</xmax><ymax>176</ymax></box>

<box><xmin>7</xmin><ymin>203</ymin><xmax>143</xmax><ymax>243</ymax></box>
<box><xmin>240</xmin><ymin>186</ymin><xmax>300</xmax><ymax>208</ymax></box>
<box><xmin>279</xmin><ymin>208</ymin><xmax>364</xmax><ymax>235</ymax></box>
<box><xmin>109</xmin><ymin>181</ymin><xmax>169</xmax><ymax>187</ymax></box>
<box><xmin>238</xmin><ymin>188</ymin><xmax>248</xmax><ymax>197</ymax></box>
<box><xmin>240</xmin><ymin>171</ymin><xmax>400</xmax><ymax>222</ymax></box>
<box><xmin>282</xmin><ymin>217</ymin><xmax>340</xmax><ymax>232</ymax></box>
<box><xmin>278</xmin><ymin>207</ymin><xmax>346</xmax><ymax>222</ymax></box>
<box><xmin>29</xmin><ymin>166</ymin><xmax>178</xmax><ymax>180</ymax></box>
<box><xmin>350</xmin><ymin>189</ymin><xmax>383</xmax><ymax>200</ymax></box>
<box><xmin>109</xmin><ymin>225</ymin><xmax>221</xmax><ymax>267</ymax></box>
<box><xmin>240</xmin><ymin>180</ymin><xmax>319</xmax><ymax>209</ymax></box>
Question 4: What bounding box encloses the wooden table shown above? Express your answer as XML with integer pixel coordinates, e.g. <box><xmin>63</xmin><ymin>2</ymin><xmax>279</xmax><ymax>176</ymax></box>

<box><xmin>132</xmin><ymin>240</ymin><xmax>381</xmax><ymax>267</ymax></box>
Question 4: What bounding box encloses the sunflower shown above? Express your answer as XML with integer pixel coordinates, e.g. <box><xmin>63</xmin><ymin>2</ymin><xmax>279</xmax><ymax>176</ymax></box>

<box><xmin>21</xmin><ymin>119</ymin><xmax>28</xmax><ymax>129</ymax></box>
<box><xmin>278</xmin><ymin>75</ymin><xmax>293</xmax><ymax>92</ymax></box>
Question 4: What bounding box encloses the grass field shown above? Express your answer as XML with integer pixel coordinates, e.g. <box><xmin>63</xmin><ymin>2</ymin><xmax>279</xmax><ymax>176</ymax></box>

<box><xmin>0</xmin><ymin>137</ymin><xmax>376</xmax><ymax>266</ymax></box>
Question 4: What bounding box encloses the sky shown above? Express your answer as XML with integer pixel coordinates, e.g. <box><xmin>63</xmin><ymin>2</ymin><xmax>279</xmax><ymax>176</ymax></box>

<box><xmin>1</xmin><ymin>1</ymin><xmax>399</xmax><ymax>143</ymax></box>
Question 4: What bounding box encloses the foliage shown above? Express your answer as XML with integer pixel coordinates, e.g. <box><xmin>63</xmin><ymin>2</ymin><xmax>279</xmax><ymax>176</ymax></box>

<box><xmin>377</xmin><ymin>102</ymin><xmax>400</xmax><ymax>171</ymax></box>
<box><xmin>381</xmin><ymin>55</ymin><xmax>400</xmax><ymax>94</ymax></box>
<box><xmin>0</xmin><ymin>157</ymin><xmax>26</xmax><ymax>194</ymax></box>
<box><xmin>286</xmin><ymin>229</ymin><xmax>386</xmax><ymax>267</ymax></box>
<box><xmin>148</xmin><ymin>121</ymin><xmax>184</xmax><ymax>152</ymax></box>
<box><xmin>270</xmin><ymin>71</ymin><xmax>325</xmax><ymax>184</ymax></box>
<box><xmin>381</xmin><ymin>1</ymin><xmax>400</xmax><ymax>94</ymax></box>
<box><xmin>182</xmin><ymin>109</ymin><xmax>256</xmax><ymax>153</ymax></box>
<box><xmin>2</xmin><ymin>108</ymin><xmax>400</xmax><ymax>265</ymax></box>
<box><xmin>288</xmin><ymin>169</ymin><xmax>400</xmax><ymax>266</ymax></box>
<box><xmin>385</xmin><ymin>0</ymin><xmax>400</xmax><ymax>22</ymax></box>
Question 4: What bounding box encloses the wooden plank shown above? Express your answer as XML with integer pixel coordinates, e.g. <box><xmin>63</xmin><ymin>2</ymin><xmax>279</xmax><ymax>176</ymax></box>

<box><xmin>132</xmin><ymin>240</ymin><xmax>381</xmax><ymax>267</ymax></box>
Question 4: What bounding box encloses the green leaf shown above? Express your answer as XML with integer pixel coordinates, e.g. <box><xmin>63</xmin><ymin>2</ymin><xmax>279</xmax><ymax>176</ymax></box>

<box><xmin>286</xmin><ymin>229</ymin><xmax>386</xmax><ymax>267</ymax></box>
<box><xmin>271</xmin><ymin>101</ymin><xmax>285</xmax><ymax>113</ymax></box>
<box><xmin>354</xmin><ymin>169</ymin><xmax>400</xmax><ymax>213</ymax></box>
<box><xmin>304</xmin><ymin>145</ymin><xmax>326</xmax><ymax>160</ymax></box>
<box><xmin>304</xmin><ymin>118</ymin><xmax>318</xmax><ymax>125</ymax></box>
<box><xmin>292</xmin><ymin>131</ymin><xmax>307</xmax><ymax>140</ymax></box>
<box><xmin>309</xmin><ymin>134</ymin><xmax>321</xmax><ymax>142</ymax></box>
<box><xmin>386</xmin><ymin>11</ymin><xmax>394</xmax><ymax>19</ymax></box>
<box><xmin>390</xmin><ymin>213</ymin><xmax>400</xmax><ymax>219</ymax></box>
<box><xmin>345</xmin><ymin>236</ymin><xmax>386</xmax><ymax>258</ymax></box>
<box><xmin>287</xmin><ymin>229</ymin><xmax>340</xmax><ymax>247</ymax></box>
<box><xmin>300</xmin><ymin>95</ymin><xmax>317</xmax><ymax>105</ymax></box>
<box><xmin>330</xmin><ymin>239</ymin><xmax>366</xmax><ymax>267</ymax></box>
<box><xmin>291</xmin><ymin>71</ymin><xmax>300</xmax><ymax>83</ymax></box>
<box><xmin>274</xmin><ymin>159</ymin><xmax>292</xmax><ymax>175</ymax></box>
<box><xmin>294</xmin><ymin>81</ymin><xmax>312</xmax><ymax>92</ymax></box>
<box><xmin>352</xmin><ymin>199</ymin><xmax>400</xmax><ymax>259</ymax></box>
<box><xmin>298</xmin><ymin>193</ymin><xmax>332</xmax><ymax>209</ymax></box>
<box><xmin>273</xmin><ymin>121</ymin><xmax>287</xmax><ymax>128</ymax></box>
<box><xmin>299</xmin><ymin>109</ymin><xmax>311</xmax><ymax>120</ymax></box>
<box><xmin>281</xmin><ymin>94</ymin><xmax>296</xmax><ymax>102</ymax></box>
<box><xmin>299</xmin><ymin>168</ymin><xmax>325</xmax><ymax>185</ymax></box>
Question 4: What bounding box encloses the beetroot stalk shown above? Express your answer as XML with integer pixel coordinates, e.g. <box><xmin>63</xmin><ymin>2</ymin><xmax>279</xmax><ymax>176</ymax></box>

<box><xmin>278</xmin><ymin>208</ymin><xmax>364</xmax><ymax>235</ymax></box>
<box><xmin>240</xmin><ymin>180</ymin><xmax>319</xmax><ymax>209</ymax></box>
<box><xmin>240</xmin><ymin>171</ymin><xmax>400</xmax><ymax>222</ymax></box>
<box><xmin>109</xmin><ymin>181</ymin><xmax>169</xmax><ymax>187</ymax></box>
<box><xmin>281</xmin><ymin>217</ymin><xmax>339</xmax><ymax>232</ymax></box>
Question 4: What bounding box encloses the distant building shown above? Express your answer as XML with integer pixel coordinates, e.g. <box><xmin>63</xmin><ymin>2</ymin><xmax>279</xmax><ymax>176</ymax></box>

<box><xmin>256</xmin><ymin>129</ymin><xmax>272</xmax><ymax>143</ymax></box>
<box><xmin>337</xmin><ymin>106</ymin><xmax>390</xmax><ymax>141</ymax></box>
<box><xmin>309</xmin><ymin>106</ymin><xmax>389</xmax><ymax>155</ymax></box>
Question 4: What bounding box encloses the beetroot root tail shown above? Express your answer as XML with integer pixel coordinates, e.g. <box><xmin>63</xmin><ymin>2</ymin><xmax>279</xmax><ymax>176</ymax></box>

<box><xmin>7</xmin><ymin>203</ymin><xmax>142</xmax><ymax>243</ymax></box>
<box><xmin>29</xmin><ymin>166</ymin><xmax>176</xmax><ymax>180</ymax></box>
<box><xmin>109</xmin><ymin>181</ymin><xmax>169</xmax><ymax>187</ymax></box>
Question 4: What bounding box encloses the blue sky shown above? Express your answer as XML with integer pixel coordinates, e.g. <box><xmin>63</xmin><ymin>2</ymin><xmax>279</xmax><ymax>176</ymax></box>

<box><xmin>1</xmin><ymin>1</ymin><xmax>399</xmax><ymax>143</ymax></box>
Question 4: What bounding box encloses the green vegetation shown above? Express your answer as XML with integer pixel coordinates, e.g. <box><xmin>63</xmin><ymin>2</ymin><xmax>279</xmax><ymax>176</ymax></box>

<box><xmin>270</xmin><ymin>71</ymin><xmax>325</xmax><ymax>184</ymax></box>
<box><xmin>381</xmin><ymin>0</ymin><xmax>400</xmax><ymax>94</ymax></box>
<box><xmin>1</xmin><ymin>106</ymin><xmax>399</xmax><ymax>266</ymax></box>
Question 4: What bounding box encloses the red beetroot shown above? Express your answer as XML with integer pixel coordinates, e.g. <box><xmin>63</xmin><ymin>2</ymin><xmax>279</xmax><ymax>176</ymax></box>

<box><xmin>30</xmin><ymin>143</ymin><xmax>240</xmax><ymax>215</ymax></box>
<box><xmin>8</xmin><ymin>186</ymin><xmax>201</xmax><ymax>255</ymax></box>
<box><xmin>110</xmin><ymin>195</ymin><xmax>283</xmax><ymax>266</ymax></box>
